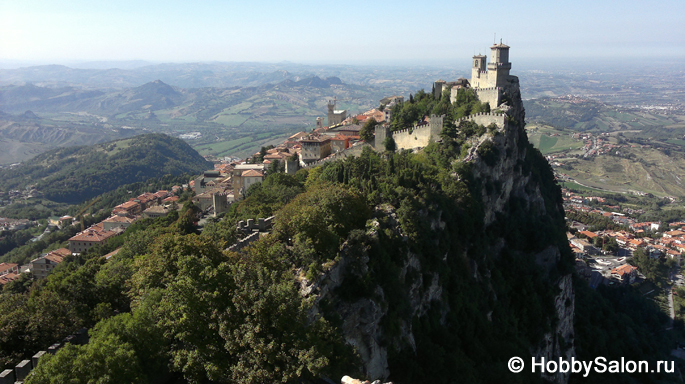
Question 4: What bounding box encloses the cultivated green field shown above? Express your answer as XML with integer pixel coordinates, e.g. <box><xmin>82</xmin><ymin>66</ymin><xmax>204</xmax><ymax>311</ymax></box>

<box><xmin>526</xmin><ymin>124</ymin><xmax>584</xmax><ymax>154</ymax></box>
<box><xmin>558</xmin><ymin>147</ymin><xmax>685</xmax><ymax>197</ymax></box>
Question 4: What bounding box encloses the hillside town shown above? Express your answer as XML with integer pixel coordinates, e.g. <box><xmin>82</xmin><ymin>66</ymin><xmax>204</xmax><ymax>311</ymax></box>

<box><xmin>0</xmin><ymin>187</ymin><xmax>183</xmax><ymax>285</ymax></box>
<box><xmin>565</xmin><ymin>187</ymin><xmax>684</xmax><ymax>289</ymax></box>
<box><xmin>0</xmin><ymin>94</ymin><xmax>408</xmax><ymax>287</ymax></box>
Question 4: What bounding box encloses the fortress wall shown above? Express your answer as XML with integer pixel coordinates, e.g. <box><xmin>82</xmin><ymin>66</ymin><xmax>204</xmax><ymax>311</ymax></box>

<box><xmin>304</xmin><ymin>142</ymin><xmax>371</xmax><ymax>168</ymax></box>
<box><xmin>473</xmin><ymin>87</ymin><xmax>502</xmax><ymax>108</ymax></box>
<box><xmin>392</xmin><ymin>125</ymin><xmax>433</xmax><ymax>150</ymax></box>
<box><xmin>391</xmin><ymin>115</ymin><xmax>443</xmax><ymax>151</ymax></box>
<box><xmin>455</xmin><ymin>112</ymin><xmax>506</xmax><ymax>129</ymax></box>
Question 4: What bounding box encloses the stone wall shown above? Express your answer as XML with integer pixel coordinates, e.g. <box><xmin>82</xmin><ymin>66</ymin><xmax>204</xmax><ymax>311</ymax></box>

<box><xmin>227</xmin><ymin>231</ymin><xmax>260</xmax><ymax>253</ymax></box>
<box><xmin>304</xmin><ymin>142</ymin><xmax>371</xmax><ymax>168</ymax></box>
<box><xmin>451</xmin><ymin>86</ymin><xmax>502</xmax><ymax>108</ymax></box>
<box><xmin>455</xmin><ymin>112</ymin><xmax>506</xmax><ymax>130</ymax></box>
<box><xmin>383</xmin><ymin>114</ymin><xmax>443</xmax><ymax>152</ymax></box>
<box><xmin>391</xmin><ymin>125</ymin><xmax>433</xmax><ymax>151</ymax></box>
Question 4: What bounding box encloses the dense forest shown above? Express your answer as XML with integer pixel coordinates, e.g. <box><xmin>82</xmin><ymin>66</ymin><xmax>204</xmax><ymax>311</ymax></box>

<box><xmin>0</xmin><ymin>133</ymin><xmax>211</xmax><ymax>204</ymax></box>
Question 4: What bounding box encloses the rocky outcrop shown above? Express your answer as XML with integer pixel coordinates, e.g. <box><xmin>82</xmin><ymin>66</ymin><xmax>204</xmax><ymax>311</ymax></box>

<box><xmin>468</xmin><ymin>83</ymin><xmax>576</xmax><ymax>384</ymax></box>
<box><xmin>304</xmin><ymin>81</ymin><xmax>575</xmax><ymax>383</ymax></box>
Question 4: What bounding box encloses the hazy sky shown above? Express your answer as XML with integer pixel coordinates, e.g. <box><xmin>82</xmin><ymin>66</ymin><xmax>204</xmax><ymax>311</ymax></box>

<box><xmin>1</xmin><ymin>0</ymin><xmax>683</xmax><ymax>65</ymax></box>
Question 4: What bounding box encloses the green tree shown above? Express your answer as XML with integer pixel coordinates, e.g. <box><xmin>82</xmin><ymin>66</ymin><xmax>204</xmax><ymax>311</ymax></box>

<box><xmin>360</xmin><ymin>117</ymin><xmax>378</xmax><ymax>142</ymax></box>
<box><xmin>26</xmin><ymin>335</ymin><xmax>145</xmax><ymax>384</ymax></box>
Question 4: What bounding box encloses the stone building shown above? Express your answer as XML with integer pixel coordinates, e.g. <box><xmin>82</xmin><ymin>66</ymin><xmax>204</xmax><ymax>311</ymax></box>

<box><xmin>143</xmin><ymin>205</ymin><xmax>171</xmax><ymax>218</ymax></box>
<box><xmin>327</xmin><ymin>99</ymin><xmax>347</xmax><ymax>127</ymax></box>
<box><xmin>240</xmin><ymin>169</ymin><xmax>264</xmax><ymax>194</ymax></box>
<box><xmin>29</xmin><ymin>248</ymin><xmax>71</xmax><ymax>279</ymax></box>
<box><xmin>102</xmin><ymin>215</ymin><xmax>137</xmax><ymax>231</ymax></box>
<box><xmin>232</xmin><ymin>164</ymin><xmax>265</xmax><ymax>197</ymax></box>
<box><xmin>68</xmin><ymin>226</ymin><xmax>121</xmax><ymax>254</ymax></box>
<box><xmin>299</xmin><ymin>136</ymin><xmax>332</xmax><ymax>163</ymax></box>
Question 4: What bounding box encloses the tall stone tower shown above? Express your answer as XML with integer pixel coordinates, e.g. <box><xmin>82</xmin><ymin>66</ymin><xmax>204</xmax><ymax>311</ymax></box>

<box><xmin>327</xmin><ymin>98</ymin><xmax>347</xmax><ymax>127</ymax></box>
<box><xmin>488</xmin><ymin>41</ymin><xmax>511</xmax><ymax>88</ymax></box>
<box><xmin>471</xmin><ymin>54</ymin><xmax>487</xmax><ymax>88</ymax></box>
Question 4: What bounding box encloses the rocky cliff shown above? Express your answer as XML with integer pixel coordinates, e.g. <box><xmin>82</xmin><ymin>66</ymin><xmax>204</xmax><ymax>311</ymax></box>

<box><xmin>303</xmin><ymin>82</ymin><xmax>575</xmax><ymax>384</ymax></box>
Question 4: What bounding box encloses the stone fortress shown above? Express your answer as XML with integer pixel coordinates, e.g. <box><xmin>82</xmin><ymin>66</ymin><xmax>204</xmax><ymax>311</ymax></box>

<box><xmin>375</xmin><ymin>40</ymin><xmax>519</xmax><ymax>151</ymax></box>
<box><xmin>327</xmin><ymin>98</ymin><xmax>347</xmax><ymax>126</ymax></box>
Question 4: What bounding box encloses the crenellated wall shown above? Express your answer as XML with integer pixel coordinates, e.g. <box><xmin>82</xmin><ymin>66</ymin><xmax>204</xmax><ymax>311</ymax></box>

<box><xmin>380</xmin><ymin>114</ymin><xmax>444</xmax><ymax>151</ymax></box>
<box><xmin>455</xmin><ymin>112</ymin><xmax>506</xmax><ymax>129</ymax></box>
<box><xmin>304</xmin><ymin>142</ymin><xmax>371</xmax><ymax>168</ymax></box>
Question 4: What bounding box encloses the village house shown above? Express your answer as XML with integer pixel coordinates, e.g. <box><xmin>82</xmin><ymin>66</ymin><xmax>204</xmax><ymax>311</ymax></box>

<box><xmin>0</xmin><ymin>273</ymin><xmax>19</xmax><ymax>285</ymax></box>
<box><xmin>143</xmin><ymin>205</ymin><xmax>171</xmax><ymax>219</ymax></box>
<box><xmin>102</xmin><ymin>215</ymin><xmax>137</xmax><ymax>231</ymax></box>
<box><xmin>570</xmin><ymin>238</ymin><xmax>598</xmax><ymax>255</ymax></box>
<box><xmin>330</xmin><ymin>134</ymin><xmax>351</xmax><ymax>153</ymax></box>
<box><xmin>241</xmin><ymin>170</ymin><xmax>264</xmax><ymax>193</ymax></box>
<box><xmin>299</xmin><ymin>136</ymin><xmax>332</xmax><ymax>163</ymax></box>
<box><xmin>112</xmin><ymin>200</ymin><xmax>141</xmax><ymax>216</ymax></box>
<box><xmin>0</xmin><ymin>262</ymin><xmax>19</xmax><ymax>276</ymax></box>
<box><xmin>68</xmin><ymin>225</ymin><xmax>122</xmax><ymax>254</ymax></box>
<box><xmin>611</xmin><ymin>264</ymin><xmax>638</xmax><ymax>284</ymax></box>
<box><xmin>664</xmin><ymin>230</ymin><xmax>685</xmax><ymax>238</ymax></box>
<box><xmin>232</xmin><ymin>164</ymin><xmax>265</xmax><ymax>197</ymax></box>
<box><xmin>29</xmin><ymin>248</ymin><xmax>71</xmax><ymax>279</ymax></box>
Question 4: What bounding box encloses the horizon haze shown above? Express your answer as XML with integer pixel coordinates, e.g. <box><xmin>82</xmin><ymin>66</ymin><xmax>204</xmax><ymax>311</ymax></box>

<box><xmin>1</xmin><ymin>0</ymin><xmax>683</xmax><ymax>67</ymax></box>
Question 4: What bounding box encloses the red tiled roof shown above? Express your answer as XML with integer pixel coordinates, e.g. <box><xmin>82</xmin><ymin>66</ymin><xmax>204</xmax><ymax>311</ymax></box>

<box><xmin>0</xmin><ymin>263</ymin><xmax>18</xmax><ymax>274</ymax></box>
<box><xmin>120</xmin><ymin>201</ymin><xmax>139</xmax><ymax>209</ymax></box>
<box><xmin>69</xmin><ymin>228</ymin><xmax>118</xmax><ymax>243</ymax></box>
<box><xmin>611</xmin><ymin>264</ymin><xmax>637</xmax><ymax>277</ymax></box>
<box><xmin>242</xmin><ymin>169</ymin><xmax>264</xmax><ymax>177</ymax></box>
<box><xmin>104</xmin><ymin>215</ymin><xmax>136</xmax><ymax>224</ymax></box>
<box><xmin>103</xmin><ymin>248</ymin><xmax>121</xmax><ymax>260</ymax></box>
<box><xmin>0</xmin><ymin>273</ymin><xmax>19</xmax><ymax>285</ymax></box>
<box><xmin>51</xmin><ymin>248</ymin><xmax>71</xmax><ymax>257</ymax></box>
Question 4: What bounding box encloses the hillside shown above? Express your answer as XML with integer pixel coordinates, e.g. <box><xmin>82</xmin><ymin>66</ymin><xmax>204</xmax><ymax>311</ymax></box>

<box><xmin>524</xmin><ymin>96</ymin><xmax>685</xmax><ymax>133</ymax></box>
<box><xmin>0</xmin><ymin>133</ymin><xmax>211</xmax><ymax>204</ymax></box>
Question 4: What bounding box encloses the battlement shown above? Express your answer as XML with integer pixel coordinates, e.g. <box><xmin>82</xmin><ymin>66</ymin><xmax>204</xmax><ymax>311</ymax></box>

<box><xmin>382</xmin><ymin>114</ymin><xmax>444</xmax><ymax>151</ymax></box>
<box><xmin>455</xmin><ymin>111</ymin><xmax>506</xmax><ymax>123</ymax></box>
<box><xmin>392</xmin><ymin>123</ymin><xmax>433</xmax><ymax>137</ymax></box>
<box><xmin>304</xmin><ymin>141</ymin><xmax>371</xmax><ymax>168</ymax></box>
<box><xmin>472</xmin><ymin>86</ymin><xmax>502</xmax><ymax>92</ymax></box>
<box><xmin>455</xmin><ymin>112</ymin><xmax>507</xmax><ymax>130</ymax></box>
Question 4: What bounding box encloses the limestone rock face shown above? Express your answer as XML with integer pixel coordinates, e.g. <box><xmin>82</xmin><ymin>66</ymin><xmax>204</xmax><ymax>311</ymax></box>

<box><xmin>468</xmin><ymin>84</ymin><xmax>575</xmax><ymax>384</ymax></box>
<box><xmin>305</xmin><ymin>82</ymin><xmax>574</xmax><ymax>383</ymax></box>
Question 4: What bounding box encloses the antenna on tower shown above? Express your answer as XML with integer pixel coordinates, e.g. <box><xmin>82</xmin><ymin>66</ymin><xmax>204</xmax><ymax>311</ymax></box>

<box><xmin>494</xmin><ymin>33</ymin><xmax>496</xmax><ymax>44</ymax></box>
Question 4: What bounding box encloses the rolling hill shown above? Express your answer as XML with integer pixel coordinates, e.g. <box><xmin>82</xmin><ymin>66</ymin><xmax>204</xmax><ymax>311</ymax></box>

<box><xmin>0</xmin><ymin>133</ymin><xmax>211</xmax><ymax>204</ymax></box>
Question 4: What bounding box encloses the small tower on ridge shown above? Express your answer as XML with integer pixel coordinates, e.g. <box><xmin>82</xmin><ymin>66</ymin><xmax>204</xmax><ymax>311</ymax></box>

<box><xmin>488</xmin><ymin>40</ymin><xmax>511</xmax><ymax>88</ymax></box>
<box><xmin>471</xmin><ymin>54</ymin><xmax>487</xmax><ymax>88</ymax></box>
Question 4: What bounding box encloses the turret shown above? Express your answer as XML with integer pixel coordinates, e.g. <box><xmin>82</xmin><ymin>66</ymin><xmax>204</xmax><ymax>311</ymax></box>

<box><xmin>488</xmin><ymin>41</ymin><xmax>511</xmax><ymax>87</ymax></box>
<box><xmin>471</xmin><ymin>54</ymin><xmax>487</xmax><ymax>88</ymax></box>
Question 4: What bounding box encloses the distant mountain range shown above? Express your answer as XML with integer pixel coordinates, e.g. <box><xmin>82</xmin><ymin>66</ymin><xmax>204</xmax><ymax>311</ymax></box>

<box><xmin>0</xmin><ymin>61</ymin><xmax>465</xmax><ymax>92</ymax></box>
<box><xmin>0</xmin><ymin>76</ymin><xmax>355</xmax><ymax>115</ymax></box>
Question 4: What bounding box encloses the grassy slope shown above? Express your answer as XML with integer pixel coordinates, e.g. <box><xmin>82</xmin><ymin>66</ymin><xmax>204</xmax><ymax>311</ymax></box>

<box><xmin>559</xmin><ymin>148</ymin><xmax>685</xmax><ymax>196</ymax></box>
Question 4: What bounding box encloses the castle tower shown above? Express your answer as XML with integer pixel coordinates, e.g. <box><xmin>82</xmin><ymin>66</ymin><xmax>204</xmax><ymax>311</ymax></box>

<box><xmin>487</xmin><ymin>41</ymin><xmax>511</xmax><ymax>88</ymax></box>
<box><xmin>471</xmin><ymin>54</ymin><xmax>487</xmax><ymax>88</ymax></box>
<box><xmin>327</xmin><ymin>99</ymin><xmax>337</xmax><ymax>127</ymax></box>
<box><xmin>433</xmin><ymin>79</ymin><xmax>446</xmax><ymax>99</ymax></box>
<box><xmin>327</xmin><ymin>97</ymin><xmax>347</xmax><ymax>127</ymax></box>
